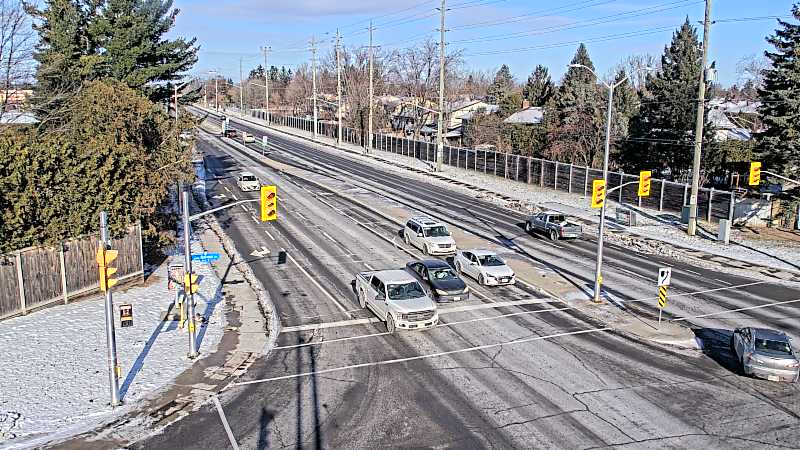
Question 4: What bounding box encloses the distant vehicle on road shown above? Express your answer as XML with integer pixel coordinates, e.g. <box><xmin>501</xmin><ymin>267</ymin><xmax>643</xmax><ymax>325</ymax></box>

<box><xmin>355</xmin><ymin>269</ymin><xmax>438</xmax><ymax>333</ymax></box>
<box><xmin>454</xmin><ymin>249</ymin><xmax>515</xmax><ymax>286</ymax></box>
<box><xmin>406</xmin><ymin>260</ymin><xmax>470</xmax><ymax>303</ymax></box>
<box><xmin>241</xmin><ymin>132</ymin><xmax>255</xmax><ymax>144</ymax></box>
<box><xmin>403</xmin><ymin>216</ymin><xmax>456</xmax><ymax>255</ymax></box>
<box><xmin>224</xmin><ymin>128</ymin><xmax>237</xmax><ymax>138</ymax></box>
<box><xmin>236</xmin><ymin>172</ymin><xmax>260</xmax><ymax>192</ymax></box>
<box><xmin>731</xmin><ymin>327</ymin><xmax>799</xmax><ymax>382</ymax></box>
<box><xmin>525</xmin><ymin>212</ymin><xmax>583</xmax><ymax>241</ymax></box>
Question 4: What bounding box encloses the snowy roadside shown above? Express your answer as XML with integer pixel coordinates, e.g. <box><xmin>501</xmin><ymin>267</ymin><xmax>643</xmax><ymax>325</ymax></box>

<box><xmin>0</xmin><ymin>216</ymin><xmax>226</xmax><ymax>447</ymax></box>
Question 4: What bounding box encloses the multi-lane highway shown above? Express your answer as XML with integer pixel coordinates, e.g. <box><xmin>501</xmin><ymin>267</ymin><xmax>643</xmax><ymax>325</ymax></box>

<box><xmin>133</xmin><ymin>110</ymin><xmax>800</xmax><ymax>449</ymax></box>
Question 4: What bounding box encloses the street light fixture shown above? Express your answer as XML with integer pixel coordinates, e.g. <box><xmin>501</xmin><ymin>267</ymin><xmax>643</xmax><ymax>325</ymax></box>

<box><xmin>568</xmin><ymin>63</ymin><xmax>654</xmax><ymax>303</ymax></box>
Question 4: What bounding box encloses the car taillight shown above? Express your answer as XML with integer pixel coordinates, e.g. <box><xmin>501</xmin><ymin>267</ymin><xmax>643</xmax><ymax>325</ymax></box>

<box><xmin>788</xmin><ymin>361</ymin><xmax>800</xmax><ymax>368</ymax></box>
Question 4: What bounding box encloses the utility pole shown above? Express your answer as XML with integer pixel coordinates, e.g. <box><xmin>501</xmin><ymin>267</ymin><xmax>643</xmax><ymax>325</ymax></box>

<box><xmin>239</xmin><ymin>57</ymin><xmax>245</xmax><ymax>114</ymax></box>
<box><xmin>261</xmin><ymin>45</ymin><xmax>271</xmax><ymax>125</ymax></box>
<box><xmin>311</xmin><ymin>36</ymin><xmax>318</xmax><ymax>141</ymax></box>
<box><xmin>436</xmin><ymin>0</ymin><xmax>446</xmax><ymax>172</ymax></box>
<box><xmin>687</xmin><ymin>0</ymin><xmax>713</xmax><ymax>236</ymax></box>
<box><xmin>182</xmin><ymin>189</ymin><xmax>199</xmax><ymax>358</ymax></box>
<box><xmin>336</xmin><ymin>29</ymin><xmax>343</xmax><ymax>148</ymax></box>
<box><xmin>99</xmin><ymin>211</ymin><xmax>121</xmax><ymax>407</ymax></box>
<box><xmin>368</xmin><ymin>21</ymin><xmax>375</xmax><ymax>153</ymax></box>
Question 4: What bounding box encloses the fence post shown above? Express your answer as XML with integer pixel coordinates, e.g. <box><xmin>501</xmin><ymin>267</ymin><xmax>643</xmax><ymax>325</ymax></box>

<box><xmin>540</xmin><ymin>160</ymin><xmax>545</xmax><ymax>187</ymax></box>
<box><xmin>494</xmin><ymin>152</ymin><xmax>498</xmax><ymax>176</ymax></box>
<box><xmin>619</xmin><ymin>173</ymin><xmax>624</xmax><ymax>203</ymax></box>
<box><xmin>474</xmin><ymin>150</ymin><xmax>478</xmax><ymax>172</ymax></box>
<box><xmin>659</xmin><ymin>181</ymin><xmax>665</xmax><ymax>211</ymax></box>
<box><xmin>527</xmin><ymin>157</ymin><xmax>532</xmax><ymax>184</ymax></box>
<box><xmin>584</xmin><ymin>166</ymin><xmax>589</xmax><ymax>196</ymax></box>
<box><xmin>515</xmin><ymin>156</ymin><xmax>519</xmax><ymax>181</ymax></box>
<box><xmin>729</xmin><ymin>190</ymin><xmax>736</xmax><ymax>224</ymax></box>
<box><xmin>568</xmin><ymin>164</ymin><xmax>573</xmax><ymax>193</ymax></box>
<box><xmin>683</xmin><ymin>184</ymin><xmax>689</xmax><ymax>206</ymax></box>
<box><xmin>483</xmin><ymin>152</ymin><xmax>487</xmax><ymax>173</ymax></box>
<box><xmin>554</xmin><ymin>162</ymin><xmax>559</xmax><ymax>190</ymax></box>
<box><xmin>707</xmin><ymin>188</ymin><xmax>714</xmax><ymax>222</ymax></box>
<box><xmin>138</xmin><ymin>221</ymin><xmax>145</xmax><ymax>283</ymax></box>
<box><xmin>456</xmin><ymin>147</ymin><xmax>460</xmax><ymax>168</ymax></box>
<box><xmin>59</xmin><ymin>241</ymin><xmax>68</xmax><ymax>304</ymax></box>
<box><xmin>15</xmin><ymin>251</ymin><xmax>26</xmax><ymax>315</ymax></box>
<box><xmin>504</xmin><ymin>153</ymin><xmax>508</xmax><ymax>179</ymax></box>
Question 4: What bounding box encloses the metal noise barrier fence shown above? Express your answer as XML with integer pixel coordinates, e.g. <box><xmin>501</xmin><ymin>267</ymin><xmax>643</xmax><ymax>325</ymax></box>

<box><xmin>0</xmin><ymin>224</ymin><xmax>144</xmax><ymax>321</ymax></box>
<box><xmin>251</xmin><ymin>110</ymin><xmax>735</xmax><ymax>224</ymax></box>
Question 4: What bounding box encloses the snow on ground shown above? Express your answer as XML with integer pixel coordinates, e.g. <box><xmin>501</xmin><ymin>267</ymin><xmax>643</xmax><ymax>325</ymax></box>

<box><xmin>0</xmin><ymin>233</ymin><xmax>225</xmax><ymax>445</ymax></box>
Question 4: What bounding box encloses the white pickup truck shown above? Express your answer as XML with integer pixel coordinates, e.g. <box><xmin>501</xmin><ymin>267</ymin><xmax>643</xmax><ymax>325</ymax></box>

<box><xmin>355</xmin><ymin>269</ymin><xmax>438</xmax><ymax>333</ymax></box>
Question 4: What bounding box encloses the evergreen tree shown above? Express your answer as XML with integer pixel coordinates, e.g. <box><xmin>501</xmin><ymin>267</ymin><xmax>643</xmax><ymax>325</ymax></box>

<box><xmin>622</xmin><ymin>19</ymin><xmax>714</xmax><ymax>174</ymax></box>
<box><xmin>610</xmin><ymin>69</ymin><xmax>638</xmax><ymax>161</ymax></box>
<box><xmin>249</xmin><ymin>64</ymin><xmax>265</xmax><ymax>80</ymax></box>
<box><xmin>486</xmin><ymin>64</ymin><xmax>514</xmax><ymax>104</ymax></box>
<box><xmin>522</xmin><ymin>64</ymin><xmax>555</xmax><ymax>106</ymax></box>
<box><xmin>547</xmin><ymin>44</ymin><xmax>605</xmax><ymax>166</ymax></box>
<box><xmin>757</xmin><ymin>6</ymin><xmax>800</xmax><ymax>176</ymax></box>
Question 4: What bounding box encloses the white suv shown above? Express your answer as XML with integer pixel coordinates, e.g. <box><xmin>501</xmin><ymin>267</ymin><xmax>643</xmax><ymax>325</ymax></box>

<box><xmin>404</xmin><ymin>216</ymin><xmax>457</xmax><ymax>256</ymax></box>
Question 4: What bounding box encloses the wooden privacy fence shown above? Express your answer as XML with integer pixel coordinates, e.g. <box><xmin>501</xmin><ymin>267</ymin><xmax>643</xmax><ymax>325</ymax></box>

<box><xmin>254</xmin><ymin>110</ymin><xmax>738</xmax><ymax>224</ymax></box>
<box><xmin>0</xmin><ymin>224</ymin><xmax>144</xmax><ymax>321</ymax></box>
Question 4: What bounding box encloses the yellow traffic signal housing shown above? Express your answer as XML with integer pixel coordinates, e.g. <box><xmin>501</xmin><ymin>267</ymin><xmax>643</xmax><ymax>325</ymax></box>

<box><xmin>96</xmin><ymin>246</ymin><xmax>119</xmax><ymax>292</ymax></box>
<box><xmin>591</xmin><ymin>180</ymin><xmax>606</xmax><ymax>209</ymax></box>
<box><xmin>638</xmin><ymin>171</ymin><xmax>652</xmax><ymax>197</ymax></box>
<box><xmin>184</xmin><ymin>273</ymin><xmax>199</xmax><ymax>294</ymax></box>
<box><xmin>260</xmin><ymin>185</ymin><xmax>277</xmax><ymax>222</ymax></box>
<box><xmin>749</xmin><ymin>161</ymin><xmax>761</xmax><ymax>186</ymax></box>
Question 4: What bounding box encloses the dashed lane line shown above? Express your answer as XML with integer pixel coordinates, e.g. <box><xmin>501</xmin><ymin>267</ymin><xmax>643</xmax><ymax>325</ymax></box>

<box><xmin>286</xmin><ymin>250</ymin><xmax>350</xmax><ymax>314</ymax></box>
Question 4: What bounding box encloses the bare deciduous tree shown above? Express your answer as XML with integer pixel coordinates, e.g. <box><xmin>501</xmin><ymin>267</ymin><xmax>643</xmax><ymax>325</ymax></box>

<box><xmin>0</xmin><ymin>0</ymin><xmax>34</xmax><ymax>112</ymax></box>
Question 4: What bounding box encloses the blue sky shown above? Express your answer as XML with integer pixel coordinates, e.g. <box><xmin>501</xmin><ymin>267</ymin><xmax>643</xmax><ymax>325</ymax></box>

<box><xmin>172</xmin><ymin>0</ymin><xmax>796</xmax><ymax>87</ymax></box>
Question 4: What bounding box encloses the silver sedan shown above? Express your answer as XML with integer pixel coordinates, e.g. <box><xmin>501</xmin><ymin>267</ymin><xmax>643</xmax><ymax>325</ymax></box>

<box><xmin>731</xmin><ymin>327</ymin><xmax>799</xmax><ymax>382</ymax></box>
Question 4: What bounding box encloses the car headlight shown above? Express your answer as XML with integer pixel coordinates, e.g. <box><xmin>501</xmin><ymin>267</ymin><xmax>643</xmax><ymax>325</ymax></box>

<box><xmin>399</xmin><ymin>313</ymin><xmax>408</xmax><ymax>320</ymax></box>
<box><xmin>436</xmin><ymin>289</ymin><xmax>448</xmax><ymax>296</ymax></box>
<box><xmin>463</xmin><ymin>286</ymin><xmax>470</xmax><ymax>293</ymax></box>
<box><xmin>485</xmin><ymin>274</ymin><xmax>496</xmax><ymax>280</ymax></box>
<box><xmin>748</xmin><ymin>354</ymin><xmax>765</xmax><ymax>364</ymax></box>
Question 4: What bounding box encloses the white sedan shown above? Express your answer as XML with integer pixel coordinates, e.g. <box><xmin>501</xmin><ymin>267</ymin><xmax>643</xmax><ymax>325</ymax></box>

<box><xmin>454</xmin><ymin>249</ymin><xmax>515</xmax><ymax>286</ymax></box>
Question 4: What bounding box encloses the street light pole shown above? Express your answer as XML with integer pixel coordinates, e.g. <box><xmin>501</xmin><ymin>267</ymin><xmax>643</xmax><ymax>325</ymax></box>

<box><xmin>239</xmin><ymin>57</ymin><xmax>245</xmax><ymax>114</ymax></box>
<box><xmin>368</xmin><ymin>21</ymin><xmax>374</xmax><ymax>153</ymax></box>
<box><xmin>310</xmin><ymin>36</ymin><xmax>318</xmax><ymax>141</ymax></box>
<box><xmin>336</xmin><ymin>29</ymin><xmax>343</xmax><ymax>148</ymax></box>
<box><xmin>687</xmin><ymin>0</ymin><xmax>713</xmax><ymax>236</ymax></box>
<box><xmin>261</xmin><ymin>45</ymin><xmax>271</xmax><ymax>125</ymax></box>
<box><xmin>436</xmin><ymin>0</ymin><xmax>446</xmax><ymax>172</ymax></box>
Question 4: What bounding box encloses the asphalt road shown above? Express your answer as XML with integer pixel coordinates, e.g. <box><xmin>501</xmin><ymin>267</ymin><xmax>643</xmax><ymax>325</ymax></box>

<box><xmin>130</xmin><ymin>111</ymin><xmax>800</xmax><ymax>449</ymax></box>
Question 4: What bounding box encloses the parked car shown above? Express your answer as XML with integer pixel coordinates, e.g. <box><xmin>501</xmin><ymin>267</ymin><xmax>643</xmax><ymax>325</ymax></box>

<box><xmin>355</xmin><ymin>269</ymin><xmax>438</xmax><ymax>332</ymax></box>
<box><xmin>731</xmin><ymin>327</ymin><xmax>799</xmax><ymax>382</ymax></box>
<box><xmin>525</xmin><ymin>212</ymin><xmax>583</xmax><ymax>241</ymax></box>
<box><xmin>403</xmin><ymin>216</ymin><xmax>456</xmax><ymax>255</ymax></box>
<box><xmin>406</xmin><ymin>260</ymin><xmax>470</xmax><ymax>303</ymax></box>
<box><xmin>224</xmin><ymin>128</ymin><xmax>237</xmax><ymax>138</ymax></box>
<box><xmin>236</xmin><ymin>172</ymin><xmax>260</xmax><ymax>192</ymax></box>
<box><xmin>454</xmin><ymin>249</ymin><xmax>515</xmax><ymax>286</ymax></box>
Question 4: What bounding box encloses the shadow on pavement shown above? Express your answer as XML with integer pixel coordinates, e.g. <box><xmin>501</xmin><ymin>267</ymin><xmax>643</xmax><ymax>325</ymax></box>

<box><xmin>692</xmin><ymin>327</ymin><xmax>741</xmax><ymax>375</ymax></box>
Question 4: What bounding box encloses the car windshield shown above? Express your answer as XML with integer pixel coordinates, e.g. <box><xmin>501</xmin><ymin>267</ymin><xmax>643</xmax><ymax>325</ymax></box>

<box><xmin>241</xmin><ymin>175</ymin><xmax>256</xmax><ymax>182</ymax></box>
<box><xmin>387</xmin><ymin>282</ymin><xmax>426</xmax><ymax>300</ymax></box>
<box><xmin>424</xmin><ymin>226</ymin><xmax>449</xmax><ymax>237</ymax></box>
<box><xmin>430</xmin><ymin>268</ymin><xmax>458</xmax><ymax>281</ymax></box>
<box><xmin>755</xmin><ymin>338</ymin><xmax>793</xmax><ymax>355</ymax></box>
<box><xmin>479</xmin><ymin>255</ymin><xmax>505</xmax><ymax>266</ymax></box>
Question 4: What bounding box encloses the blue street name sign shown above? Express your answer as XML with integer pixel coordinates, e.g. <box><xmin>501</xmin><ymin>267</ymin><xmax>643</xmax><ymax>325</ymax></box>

<box><xmin>191</xmin><ymin>252</ymin><xmax>220</xmax><ymax>263</ymax></box>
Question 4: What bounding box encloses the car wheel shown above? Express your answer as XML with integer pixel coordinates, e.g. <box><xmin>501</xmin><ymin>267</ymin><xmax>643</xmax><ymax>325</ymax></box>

<box><xmin>550</xmin><ymin>230</ymin><xmax>559</xmax><ymax>241</ymax></box>
<box><xmin>479</xmin><ymin>274</ymin><xmax>486</xmax><ymax>286</ymax></box>
<box><xmin>455</xmin><ymin>261</ymin><xmax>462</xmax><ymax>274</ymax></box>
<box><xmin>424</xmin><ymin>244</ymin><xmax>430</xmax><ymax>255</ymax></box>
<box><xmin>358</xmin><ymin>289</ymin><xmax>366</xmax><ymax>309</ymax></box>
<box><xmin>386</xmin><ymin>314</ymin><xmax>396</xmax><ymax>334</ymax></box>
<box><xmin>525</xmin><ymin>222</ymin><xmax>532</xmax><ymax>233</ymax></box>
<box><xmin>404</xmin><ymin>233</ymin><xmax>410</xmax><ymax>245</ymax></box>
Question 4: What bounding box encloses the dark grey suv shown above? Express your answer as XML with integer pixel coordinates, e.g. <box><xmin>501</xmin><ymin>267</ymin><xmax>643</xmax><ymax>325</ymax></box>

<box><xmin>405</xmin><ymin>260</ymin><xmax>470</xmax><ymax>303</ymax></box>
<box><xmin>731</xmin><ymin>327</ymin><xmax>799</xmax><ymax>382</ymax></box>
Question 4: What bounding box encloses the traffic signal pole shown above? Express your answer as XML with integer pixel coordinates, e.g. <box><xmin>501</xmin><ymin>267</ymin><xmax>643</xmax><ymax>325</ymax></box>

<box><xmin>593</xmin><ymin>83</ymin><xmax>614</xmax><ymax>303</ymax></box>
<box><xmin>99</xmin><ymin>211</ymin><xmax>121</xmax><ymax>406</ymax></box>
<box><xmin>182</xmin><ymin>190</ymin><xmax>199</xmax><ymax>358</ymax></box>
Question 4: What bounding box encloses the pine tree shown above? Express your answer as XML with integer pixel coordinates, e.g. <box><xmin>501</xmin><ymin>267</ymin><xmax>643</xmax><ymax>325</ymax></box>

<box><xmin>522</xmin><ymin>64</ymin><xmax>554</xmax><ymax>107</ymax></box>
<box><xmin>547</xmin><ymin>44</ymin><xmax>605</xmax><ymax>166</ymax></box>
<box><xmin>757</xmin><ymin>6</ymin><xmax>800</xmax><ymax>176</ymax></box>
<box><xmin>622</xmin><ymin>19</ymin><xmax>714</xmax><ymax>174</ymax></box>
<box><xmin>486</xmin><ymin>64</ymin><xmax>514</xmax><ymax>104</ymax></box>
<box><xmin>249</xmin><ymin>64</ymin><xmax>265</xmax><ymax>80</ymax></box>
<box><xmin>610</xmin><ymin>68</ymin><xmax>638</xmax><ymax>161</ymax></box>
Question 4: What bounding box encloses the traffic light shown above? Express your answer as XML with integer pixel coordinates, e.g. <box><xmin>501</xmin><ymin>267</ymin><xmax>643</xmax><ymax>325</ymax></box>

<box><xmin>184</xmin><ymin>273</ymin><xmax>199</xmax><ymax>294</ymax></box>
<box><xmin>638</xmin><ymin>171</ymin><xmax>652</xmax><ymax>197</ymax></box>
<box><xmin>591</xmin><ymin>179</ymin><xmax>606</xmax><ymax>209</ymax></box>
<box><xmin>261</xmin><ymin>185</ymin><xmax>277</xmax><ymax>221</ymax></box>
<box><xmin>749</xmin><ymin>161</ymin><xmax>761</xmax><ymax>186</ymax></box>
<box><xmin>96</xmin><ymin>246</ymin><xmax>119</xmax><ymax>292</ymax></box>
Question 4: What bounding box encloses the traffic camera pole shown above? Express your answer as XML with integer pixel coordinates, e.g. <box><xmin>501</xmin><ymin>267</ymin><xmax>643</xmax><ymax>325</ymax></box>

<box><xmin>182</xmin><ymin>190</ymin><xmax>199</xmax><ymax>358</ymax></box>
<box><xmin>100</xmin><ymin>211</ymin><xmax>121</xmax><ymax>406</ymax></box>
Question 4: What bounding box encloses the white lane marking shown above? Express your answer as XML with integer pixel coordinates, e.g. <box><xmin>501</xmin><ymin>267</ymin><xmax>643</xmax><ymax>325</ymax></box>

<box><xmin>713</xmin><ymin>278</ymin><xmax>733</xmax><ymax>286</ymax></box>
<box><xmin>682</xmin><ymin>268</ymin><xmax>702</xmax><ymax>276</ymax></box>
<box><xmin>231</xmin><ymin>327</ymin><xmax>613</xmax><ymax>387</ymax></box>
<box><xmin>281</xmin><ymin>317</ymin><xmax>380</xmax><ymax>333</ymax></box>
<box><xmin>280</xmin><ymin>297</ymin><xmax>554</xmax><ymax>333</ymax></box>
<box><xmin>251</xmin><ymin>214</ymin><xmax>259</xmax><ymax>224</ymax></box>
<box><xmin>240</xmin><ymin>204</ymin><xmax>249</xmax><ymax>213</ymax></box>
<box><xmin>364</xmin><ymin>262</ymin><xmax>376</xmax><ymax>270</ymax></box>
<box><xmin>515</xmin><ymin>278</ymin><xmax>544</xmax><ymax>294</ymax></box>
<box><xmin>469</xmin><ymin>287</ymin><xmax>494</xmax><ymax>303</ymax></box>
<box><xmin>624</xmin><ymin>280</ymin><xmax>767</xmax><ymax>305</ymax></box>
<box><xmin>264</xmin><ymin>228</ymin><xmax>276</xmax><ymax>241</ymax></box>
<box><xmin>672</xmin><ymin>297</ymin><xmax>800</xmax><ymax>322</ymax></box>
<box><xmin>223</xmin><ymin>185</ymin><xmax>232</xmax><ymax>193</ymax></box>
<box><xmin>286</xmin><ymin>251</ymin><xmax>349</xmax><ymax>314</ymax></box>
<box><xmin>277</xmin><ymin>305</ymin><xmax>573</xmax><ymax>350</ymax></box>
<box><xmin>321</xmin><ymin>231</ymin><xmax>338</xmax><ymax>244</ymax></box>
<box><xmin>212</xmin><ymin>395</ymin><xmax>240</xmax><ymax>450</ymax></box>
<box><xmin>231</xmin><ymin>194</ymin><xmax>238</xmax><ymax>201</ymax></box>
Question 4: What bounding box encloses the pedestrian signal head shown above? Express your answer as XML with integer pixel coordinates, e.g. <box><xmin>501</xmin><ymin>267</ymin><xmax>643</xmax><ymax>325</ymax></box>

<box><xmin>260</xmin><ymin>185</ymin><xmax>277</xmax><ymax>221</ymax></box>
<box><xmin>638</xmin><ymin>171</ymin><xmax>652</xmax><ymax>197</ymax></box>
<box><xmin>591</xmin><ymin>180</ymin><xmax>606</xmax><ymax>209</ymax></box>
<box><xmin>748</xmin><ymin>162</ymin><xmax>761</xmax><ymax>186</ymax></box>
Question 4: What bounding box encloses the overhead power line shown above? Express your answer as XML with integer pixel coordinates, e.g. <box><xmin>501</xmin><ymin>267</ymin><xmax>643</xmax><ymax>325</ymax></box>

<box><xmin>451</xmin><ymin>0</ymin><xmax>619</xmax><ymax>31</ymax></box>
